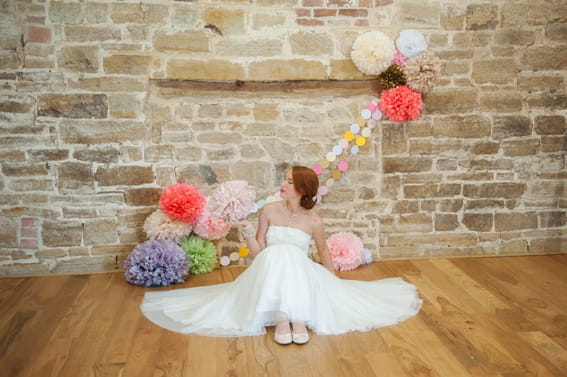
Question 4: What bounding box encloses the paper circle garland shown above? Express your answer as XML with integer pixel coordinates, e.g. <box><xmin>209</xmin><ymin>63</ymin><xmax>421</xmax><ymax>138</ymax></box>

<box><xmin>338</xmin><ymin>161</ymin><xmax>349</xmax><ymax>172</ymax></box>
<box><xmin>361</xmin><ymin>109</ymin><xmax>372</xmax><ymax>119</ymax></box>
<box><xmin>220</xmin><ymin>255</ymin><xmax>230</xmax><ymax>266</ymax></box>
<box><xmin>312</xmin><ymin>164</ymin><xmax>323</xmax><ymax>175</ymax></box>
<box><xmin>239</xmin><ymin>248</ymin><xmax>249</xmax><ymax>257</ymax></box>
<box><xmin>326</xmin><ymin>152</ymin><xmax>336</xmax><ymax>162</ymax></box>
<box><xmin>344</xmin><ymin>131</ymin><xmax>355</xmax><ymax>141</ymax></box>
<box><xmin>332</xmin><ymin>145</ymin><xmax>343</xmax><ymax>155</ymax></box>
<box><xmin>339</xmin><ymin>139</ymin><xmax>348</xmax><ymax>148</ymax></box>
<box><xmin>350</xmin><ymin>123</ymin><xmax>360</xmax><ymax>133</ymax></box>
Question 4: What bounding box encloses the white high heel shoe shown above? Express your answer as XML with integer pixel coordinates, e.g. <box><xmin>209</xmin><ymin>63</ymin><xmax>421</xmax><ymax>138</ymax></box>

<box><xmin>291</xmin><ymin>325</ymin><xmax>310</xmax><ymax>344</ymax></box>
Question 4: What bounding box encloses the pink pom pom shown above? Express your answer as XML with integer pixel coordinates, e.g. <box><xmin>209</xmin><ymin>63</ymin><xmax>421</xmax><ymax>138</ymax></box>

<box><xmin>159</xmin><ymin>183</ymin><xmax>206</xmax><ymax>223</ymax></box>
<box><xmin>392</xmin><ymin>49</ymin><xmax>409</xmax><ymax>66</ymax></box>
<box><xmin>208</xmin><ymin>180</ymin><xmax>256</xmax><ymax>224</ymax></box>
<box><xmin>327</xmin><ymin>232</ymin><xmax>364</xmax><ymax>271</ymax></box>
<box><xmin>193</xmin><ymin>207</ymin><xmax>231</xmax><ymax>241</ymax></box>
<box><xmin>378</xmin><ymin>85</ymin><xmax>423</xmax><ymax>122</ymax></box>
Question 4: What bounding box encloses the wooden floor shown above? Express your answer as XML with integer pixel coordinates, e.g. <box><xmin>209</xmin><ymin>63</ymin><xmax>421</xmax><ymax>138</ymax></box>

<box><xmin>1</xmin><ymin>255</ymin><xmax>566</xmax><ymax>377</ymax></box>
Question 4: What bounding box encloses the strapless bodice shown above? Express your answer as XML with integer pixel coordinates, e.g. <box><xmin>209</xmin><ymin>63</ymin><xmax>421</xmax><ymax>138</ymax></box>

<box><xmin>266</xmin><ymin>225</ymin><xmax>312</xmax><ymax>252</ymax></box>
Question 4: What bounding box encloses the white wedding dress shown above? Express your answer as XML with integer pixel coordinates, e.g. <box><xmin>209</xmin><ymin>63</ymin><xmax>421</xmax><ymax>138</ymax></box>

<box><xmin>141</xmin><ymin>225</ymin><xmax>422</xmax><ymax>336</ymax></box>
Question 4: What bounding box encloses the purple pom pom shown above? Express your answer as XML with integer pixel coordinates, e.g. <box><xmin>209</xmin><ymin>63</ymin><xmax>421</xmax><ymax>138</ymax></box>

<box><xmin>124</xmin><ymin>239</ymin><xmax>190</xmax><ymax>287</ymax></box>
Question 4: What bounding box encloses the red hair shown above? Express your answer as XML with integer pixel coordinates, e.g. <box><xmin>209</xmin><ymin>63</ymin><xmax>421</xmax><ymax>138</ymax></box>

<box><xmin>291</xmin><ymin>166</ymin><xmax>319</xmax><ymax>210</ymax></box>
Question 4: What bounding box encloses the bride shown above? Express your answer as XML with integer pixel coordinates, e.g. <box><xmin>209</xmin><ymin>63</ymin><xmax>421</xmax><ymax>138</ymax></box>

<box><xmin>141</xmin><ymin>166</ymin><xmax>422</xmax><ymax>345</ymax></box>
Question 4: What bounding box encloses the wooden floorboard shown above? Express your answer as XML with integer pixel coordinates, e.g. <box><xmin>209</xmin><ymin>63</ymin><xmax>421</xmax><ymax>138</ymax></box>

<box><xmin>0</xmin><ymin>255</ymin><xmax>566</xmax><ymax>377</ymax></box>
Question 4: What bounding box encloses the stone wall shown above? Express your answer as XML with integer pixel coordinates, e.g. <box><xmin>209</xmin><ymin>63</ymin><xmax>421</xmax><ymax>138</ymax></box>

<box><xmin>0</xmin><ymin>0</ymin><xmax>565</xmax><ymax>275</ymax></box>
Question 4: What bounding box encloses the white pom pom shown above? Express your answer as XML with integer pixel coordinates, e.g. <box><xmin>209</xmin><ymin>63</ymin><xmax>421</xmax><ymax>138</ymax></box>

<box><xmin>351</xmin><ymin>31</ymin><xmax>395</xmax><ymax>75</ymax></box>
<box><xmin>395</xmin><ymin>29</ymin><xmax>427</xmax><ymax>58</ymax></box>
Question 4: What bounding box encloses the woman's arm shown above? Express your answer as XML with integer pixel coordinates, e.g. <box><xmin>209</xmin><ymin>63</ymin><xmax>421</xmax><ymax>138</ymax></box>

<box><xmin>240</xmin><ymin>206</ymin><xmax>269</xmax><ymax>257</ymax></box>
<box><xmin>311</xmin><ymin>216</ymin><xmax>335</xmax><ymax>274</ymax></box>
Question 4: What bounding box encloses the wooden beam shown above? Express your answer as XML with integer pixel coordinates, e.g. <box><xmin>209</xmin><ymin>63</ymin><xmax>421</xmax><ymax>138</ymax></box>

<box><xmin>150</xmin><ymin>79</ymin><xmax>381</xmax><ymax>99</ymax></box>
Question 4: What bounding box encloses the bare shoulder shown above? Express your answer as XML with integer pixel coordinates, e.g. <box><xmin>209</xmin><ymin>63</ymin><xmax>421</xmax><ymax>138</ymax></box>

<box><xmin>306</xmin><ymin>210</ymin><xmax>325</xmax><ymax>232</ymax></box>
<box><xmin>262</xmin><ymin>201</ymin><xmax>282</xmax><ymax>214</ymax></box>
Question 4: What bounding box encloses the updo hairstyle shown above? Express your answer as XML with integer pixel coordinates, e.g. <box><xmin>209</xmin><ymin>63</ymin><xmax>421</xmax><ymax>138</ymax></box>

<box><xmin>291</xmin><ymin>166</ymin><xmax>319</xmax><ymax>210</ymax></box>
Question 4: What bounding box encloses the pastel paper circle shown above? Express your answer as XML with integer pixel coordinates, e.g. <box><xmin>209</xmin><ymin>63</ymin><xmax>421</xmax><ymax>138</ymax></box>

<box><xmin>326</xmin><ymin>152</ymin><xmax>336</xmax><ymax>162</ymax></box>
<box><xmin>257</xmin><ymin>199</ymin><xmax>267</xmax><ymax>208</ymax></box>
<box><xmin>362</xmin><ymin>127</ymin><xmax>371</xmax><ymax>137</ymax></box>
<box><xmin>331</xmin><ymin>170</ymin><xmax>342</xmax><ymax>180</ymax></box>
<box><xmin>356</xmin><ymin>136</ymin><xmax>367</xmax><ymax>146</ymax></box>
<box><xmin>326</xmin><ymin>178</ymin><xmax>334</xmax><ymax>186</ymax></box>
<box><xmin>229</xmin><ymin>251</ymin><xmax>240</xmax><ymax>261</ymax></box>
<box><xmin>239</xmin><ymin>247</ymin><xmax>249</xmax><ymax>257</ymax></box>
<box><xmin>332</xmin><ymin>145</ymin><xmax>343</xmax><ymax>155</ymax></box>
<box><xmin>318</xmin><ymin>185</ymin><xmax>328</xmax><ymax>196</ymax></box>
<box><xmin>320</xmin><ymin>158</ymin><xmax>330</xmax><ymax>168</ymax></box>
<box><xmin>366</xmin><ymin>103</ymin><xmax>377</xmax><ymax>112</ymax></box>
<box><xmin>350</xmin><ymin>123</ymin><xmax>360</xmax><ymax>134</ymax></box>
<box><xmin>351</xmin><ymin>145</ymin><xmax>360</xmax><ymax>154</ymax></box>
<box><xmin>338</xmin><ymin>139</ymin><xmax>349</xmax><ymax>148</ymax></box>
<box><xmin>372</xmin><ymin>110</ymin><xmax>383</xmax><ymax>120</ymax></box>
<box><xmin>312</xmin><ymin>164</ymin><xmax>323</xmax><ymax>175</ymax></box>
<box><xmin>355</xmin><ymin>117</ymin><xmax>366</xmax><ymax>126</ymax></box>
<box><xmin>366</xmin><ymin>119</ymin><xmax>377</xmax><ymax>129</ymax></box>
<box><xmin>220</xmin><ymin>255</ymin><xmax>230</xmax><ymax>266</ymax></box>
<box><xmin>344</xmin><ymin>131</ymin><xmax>355</xmax><ymax>141</ymax></box>
<box><xmin>338</xmin><ymin>161</ymin><xmax>349</xmax><ymax>172</ymax></box>
<box><xmin>361</xmin><ymin>109</ymin><xmax>372</xmax><ymax>120</ymax></box>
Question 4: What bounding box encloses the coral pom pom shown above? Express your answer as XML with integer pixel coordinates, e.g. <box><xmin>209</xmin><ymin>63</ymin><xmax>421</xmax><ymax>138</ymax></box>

<box><xmin>193</xmin><ymin>207</ymin><xmax>231</xmax><ymax>241</ymax></box>
<box><xmin>327</xmin><ymin>232</ymin><xmax>364</xmax><ymax>271</ymax></box>
<box><xmin>124</xmin><ymin>240</ymin><xmax>189</xmax><ymax>287</ymax></box>
<box><xmin>159</xmin><ymin>183</ymin><xmax>205</xmax><ymax>223</ymax></box>
<box><xmin>378</xmin><ymin>85</ymin><xmax>423</xmax><ymax>122</ymax></box>
<box><xmin>208</xmin><ymin>180</ymin><xmax>256</xmax><ymax>224</ymax></box>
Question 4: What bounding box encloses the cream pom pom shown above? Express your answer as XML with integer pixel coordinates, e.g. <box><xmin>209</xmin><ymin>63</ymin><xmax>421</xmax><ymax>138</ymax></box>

<box><xmin>351</xmin><ymin>31</ymin><xmax>395</xmax><ymax>75</ymax></box>
<box><xmin>396</xmin><ymin>29</ymin><xmax>427</xmax><ymax>59</ymax></box>
<box><xmin>404</xmin><ymin>51</ymin><xmax>441</xmax><ymax>95</ymax></box>
<box><xmin>143</xmin><ymin>209</ymin><xmax>192</xmax><ymax>244</ymax></box>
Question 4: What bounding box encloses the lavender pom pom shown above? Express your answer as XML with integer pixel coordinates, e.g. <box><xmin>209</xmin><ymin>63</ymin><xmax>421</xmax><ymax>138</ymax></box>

<box><xmin>124</xmin><ymin>240</ymin><xmax>190</xmax><ymax>287</ymax></box>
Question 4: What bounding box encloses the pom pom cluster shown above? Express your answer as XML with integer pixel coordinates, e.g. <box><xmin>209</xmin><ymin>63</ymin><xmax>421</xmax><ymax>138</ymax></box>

<box><xmin>124</xmin><ymin>240</ymin><xmax>189</xmax><ymax>287</ymax></box>
<box><xmin>327</xmin><ymin>232</ymin><xmax>364</xmax><ymax>271</ymax></box>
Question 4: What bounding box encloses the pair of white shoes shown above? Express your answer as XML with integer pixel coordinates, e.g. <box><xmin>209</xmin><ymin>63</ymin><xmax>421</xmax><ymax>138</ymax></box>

<box><xmin>275</xmin><ymin>324</ymin><xmax>310</xmax><ymax>345</ymax></box>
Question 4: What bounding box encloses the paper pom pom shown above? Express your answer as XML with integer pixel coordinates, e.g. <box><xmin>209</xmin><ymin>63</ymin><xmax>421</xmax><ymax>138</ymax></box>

<box><xmin>327</xmin><ymin>232</ymin><xmax>364</xmax><ymax>271</ymax></box>
<box><xmin>392</xmin><ymin>50</ymin><xmax>409</xmax><ymax>66</ymax></box>
<box><xmin>396</xmin><ymin>29</ymin><xmax>427</xmax><ymax>59</ymax></box>
<box><xmin>181</xmin><ymin>235</ymin><xmax>217</xmax><ymax>274</ymax></box>
<box><xmin>159</xmin><ymin>183</ymin><xmax>205</xmax><ymax>223</ymax></box>
<box><xmin>208</xmin><ymin>180</ymin><xmax>256</xmax><ymax>224</ymax></box>
<box><xmin>351</xmin><ymin>31</ymin><xmax>395</xmax><ymax>75</ymax></box>
<box><xmin>361</xmin><ymin>248</ymin><xmax>373</xmax><ymax>265</ymax></box>
<box><xmin>193</xmin><ymin>207</ymin><xmax>231</xmax><ymax>241</ymax></box>
<box><xmin>124</xmin><ymin>240</ymin><xmax>189</xmax><ymax>287</ymax></box>
<box><xmin>378</xmin><ymin>64</ymin><xmax>407</xmax><ymax>89</ymax></box>
<box><xmin>403</xmin><ymin>51</ymin><xmax>441</xmax><ymax>95</ymax></box>
<box><xmin>378</xmin><ymin>85</ymin><xmax>423</xmax><ymax>122</ymax></box>
<box><xmin>143</xmin><ymin>209</ymin><xmax>192</xmax><ymax>244</ymax></box>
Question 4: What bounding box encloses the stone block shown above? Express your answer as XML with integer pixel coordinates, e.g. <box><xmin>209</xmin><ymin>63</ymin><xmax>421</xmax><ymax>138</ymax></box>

<box><xmin>494</xmin><ymin>213</ymin><xmax>538</xmax><ymax>232</ymax></box>
<box><xmin>103</xmin><ymin>55</ymin><xmax>152</xmax><ymax>75</ymax></box>
<box><xmin>49</xmin><ymin>1</ymin><xmax>83</xmax><ymax>24</ymax></box>
<box><xmin>145</xmin><ymin>145</ymin><xmax>174</xmax><ymax>162</ymax></box>
<box><xmin>57</xmin><ymin>46</ymin><xmax>98</xmax><ymax>72</ymax></box>
<box><xmin>248</xmin><ymin>59</ymin><xmax>327</xmax><ymax>81</ymax></box>
<box><xmin>84</xmin><ymin>219</ymin><xmax>118</xmax><ymax>245</ymax></box>
<box><xmin>494</xmin><ymin>30</ymin><xmax>537</xmax><ymax>45</ymax></box>
<box><xmin>38</xmin><ymin>94</ymin><xmax>107</xmax><ymax>119</ymax></box>
<box><xmin>64</xmin><ymin>26</ymin><xmax>121</xmax><ymax>42</ymax></box>
<box><xmin>404</xmin><ymin>184</ymin><xmax>461</xmax><ymax>198</ymax></box>
<box><xmin>330</xmin><ymin>59</ymin><xmax>368</xmax><ymax>80</ymax></box>
<box><xmin>440</xmin><ymin>4</ymin><xmax>465</xmax><ymax>30</ymax></box>
<box><xmin>231</xmin><ymin>161</ymin><xmax>272</xmax><ymax>188</ymax></box>
<box><xmin>198</xmin><ymin>104</ymin><xmax>223</xmax><ymax>119</ymax></box>
<box><xmin>424</xmin><ymin>88</ymin><xmax>477</xmax><ymax>114</ymax></box>
<box><xmin>545</xmin><ymin>22</ymin><xmax>567</xmax><ymax>42</ymax></box>
<box><xmin>86</xmin><ymin>2</ymin><xmax>107</xmax><ymax>23</ymax></box>
<box><xmin>432</xmin><ymin>115</ymin><xmax>490</xmax><ymax>138</ymax></box>
<box><xmin>472</xmin><ymin>59</ymin><xmax>517</xmax><ymax>84</ymax></box>
<box><xmin>530</xmin><ymin>238</ymin><xmax>567</xmax><ymax>253</ymax></box>
<box><xmin>197</xmin><ymin>132</ymin><xmax>243</xmax><ymax>145</ymax></box>
<box><xmin>462</xmin><ymin>213</ymin><xmax>493</xmax><ymax>232</ymax></box>
<box><xmin>215</xmin><ymin>39</ymin><xmax>282</xmax><ymax>57</ymax></box>
<box><xmin>111</xmin><ymin>3</ymin><xmax>142</xmax><ymax>23</ymax></box>
<box><xmin>383</xmin><ymin>157</ymin><xmax>432</xmax><ymax>174</ymax></box>
<box><xmin>42</xmin><ymin>220</ymin><xmax>83</xmax><ymax>247</ymax></box>
<box><xmin>471</xmin><ymin>142</ymin><xmax>499</xmax><ymax>155</ymax></box>
<box><xmin>526</xmin><ymin>92</ymin><xmax>567</xmax><ymax>110</ymax></box>
<box><xmin>502</xmin><ymin>139</ymin><xmax>539</xmax><ymax>157</ymax></box>
<box><xmin>465</xmin><ymin>200</ymin><xmax>504</xmax><ymax>210</ymax></box>
<box><xmin>253</xmin><ymin>103</ymin><xmax>279</xmax><ymax>121</ymax></box>
<box><xmin>168</xmin><ymin>59</ymin><xmax>244</xmax><ymax>80</ymax></box>
<box><xmin>521</xmin><ymin>46</ymin><xmax>567</xmax><ymax>71</ymax></box>
<box><xmin>69</xmin><ymin>77</ymin><xmax>146</xmax><ymax>92</ymax></box>
<box><xmin>109</xmin><ymin>94</ymin><xmax>139</xmax><ymax>119</ymax></box>
<box><xmin>535</xmin><ymin>115</ymin><xmax>566</xmax><ymax>135</ymax></box>
<box><xmin>260</xmin><ymin>138</ymin><xmax>295</xmax><ymax>161</ymax></box>
<box><xmin>539</xmin><ymin>211</ymin><xmax>566</xmax><ymax>228</ymax></box>
<box><xmin>501</xmin><ymin>2</ymin><xmax>566</xmax><ymax>27</ymax></box>
<box><xmin>518</xmin><ymin>73</ymin><xmax>564</xmax><ymax>92</ymax></box>
<box><xmin>0</xmin><ymin>217</ymin><xmax>18</xmax><ymax>247</ymax></box>
<box><xmin>57</xmin><ymin>162</ymin><xmax>94</xmax><ymax>192</ymax></box>
<box><xmin>143</xmin><ymin>4</ymin><xmax>169</xmax><ymax>23</ymax></box>
<box><xmin>0</xmin><ymin>97</ymin><xmax>34</xmax><ymax>114</ymax></box>
<box><xmin>0</xmin><ymin>51</ymin><xmax>20</xmax><ymax>69</ymax></box>
<box><xmin>492</xmin><ymin>116</ymin><xmax>532</xmax><ymax>139</ymax></box>
<box><xmin>73</xmin><ymin>147</ymin><xmax>119</xmax><ymax>164</ymax></box>
<box><xmin>252</xmin><ymin>14</ymin><xmax>286</xmax><ymax>29</ymax></box>
<box><xmin>51</xmin><ymin>255</ymin><xmax>118</xmax><ymax>273</ymax></box>
<box><xmin>289</xmin><ymin>32</ymin><xmax>334</xmax><ymax>56</ymax></box>
<box><xmin>153</xmin><ymin>31</ymin><xmax>210</xmax><ymax>53</ymax></box>
<box><xmin>435</xmin><ymin>214</ymin><xmax>459</xmax><ymax>231</ymax></box>
<box><xmin>465</xmin><ymin>4</ymin><xmax>498</xmax><ymax>30</ymax></box>
<box><xmin>60</xmin><ymin>120</ymin><xmax>148</xmax><ymax>144</ymax></box>
<box><xmin>2</xmin><ymin>163</ymin><xmax>48</xmax><ymax>176</ymax></box>
<box><xmin>396</xmin><ymin>1</ymin><xmax>440</xmax><ymax>26</ymax></box>
<box><xmin>29</xmin><ymin>149</ymin><xmax>69</xmax><ymax>162</ymax></box>
<box><xmin>439</xmin><ymin>199</ymin><xmax>463</xmax><ymax>212</ymax></box>
<box><xmin>463</xmin><ymin>183</ymin><xmax>526</xmax><ymax>199</ymax></box>
<box><xmin>392</xmin><ymin>200</ymin><xmax>419</xmax><ymax>214</ymax></box>
<box><xmin>95</xmin><ymin>166</ymin><xmax>154</xmax><ymax>186</ymax></box>
<box><xmin>204</xmin><ymin>8</ymin><xmax>245</xmax><ymax>35</ymax></box>
<box><xmin>393</xmin><ymin>214</ymin><xmax>433</xmax><ymax>233</ymax></box>
<box><xmin>479</xmin><ymin>91</ymin><xmax>522</xmax><ymax>112</ymax></box>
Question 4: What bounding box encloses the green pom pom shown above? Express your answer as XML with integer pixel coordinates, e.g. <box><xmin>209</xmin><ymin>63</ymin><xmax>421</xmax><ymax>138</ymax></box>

<box><xmin>180</xmin><ymin>235</ymin><xmax>217</xmax><ymax>274</ymax></box>
<box><xmin>378</xmin><ymin>64</ymin><xmax>407</xmax><ymax>89</ymax></box>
